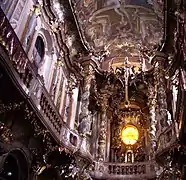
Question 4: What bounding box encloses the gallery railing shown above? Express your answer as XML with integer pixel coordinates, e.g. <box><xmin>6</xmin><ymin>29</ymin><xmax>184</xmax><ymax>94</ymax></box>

<box><xmin>91</xmin><ymin>161</ymin><xmax>156</xmax><ymax>179</ymax></box>
<box><xmin>0</xmin><ymin>7</ymin><xmax>92</xmax><ymax>160</ymax></box>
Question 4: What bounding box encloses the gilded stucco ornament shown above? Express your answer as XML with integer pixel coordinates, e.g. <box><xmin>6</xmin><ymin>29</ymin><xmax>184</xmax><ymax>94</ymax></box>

<box><xmin>0</xmin><ymin>122</ymin><xmax>13</xmax><ymax>143</ymax></box>
<box><xmin>0</xmin><ymin>101</ymin><xmax>26</xmax><ymax>143</ymax></box>
<box><xmin>0</xmin><ymin>101</ymin><xmax>24</xmax><ymax>114</ymax></box>
<box><xmin>30</xmin><ymin>115</ymin><xmax>60</xmax><ymax>173</ymax></box>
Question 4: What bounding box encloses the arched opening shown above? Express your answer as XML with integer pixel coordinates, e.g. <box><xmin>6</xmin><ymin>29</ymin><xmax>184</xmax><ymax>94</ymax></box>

<box><xmin>0</xmin><ymin>150</ymin><xmax>29</xmax><ymax>180</ymax></box>
<box><xmin>0</xmin><ymin>154</ymin><xmax>20</xmax><ymax>180</ymax></box>
<box><xmin>32</xmin><ymin>29</ymin><xmax>54</xmax><ymax>89</ymax></box>
<box><xmin>33</xmin><ymin>36</ymin><xmax>45</xmax><ymax>69</ymax></box>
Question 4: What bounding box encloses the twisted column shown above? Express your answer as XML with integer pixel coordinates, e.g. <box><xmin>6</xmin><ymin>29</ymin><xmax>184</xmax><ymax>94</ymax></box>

<box><xmin>152</xmin><ymin>52</ymin><xmax>168</xmax><ymax>135</ymax></box>
<box><xmin>98</xmin><ymin>94</ymin><xmax>108</xmax><ymax>161</ymax></box>
<box><xmin>78</xmin><ymin>65</ymin><xmax>94</xmax><ymax>136</ymax></box>
<box><xmin>147</xmin><ymin>81</ymin><xmax>157</xmax><ymax>158</ymax></box>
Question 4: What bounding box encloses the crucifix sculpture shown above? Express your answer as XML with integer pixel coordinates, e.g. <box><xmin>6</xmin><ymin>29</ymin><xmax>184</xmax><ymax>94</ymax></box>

<box><xmin>123</xmin><ymin>57</ymin><xmax>134</xmax><ymax>105</ymax></box>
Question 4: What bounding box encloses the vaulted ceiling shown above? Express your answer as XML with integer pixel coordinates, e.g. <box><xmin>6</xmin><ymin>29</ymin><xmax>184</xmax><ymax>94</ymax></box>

<box><xmin>70</xmin><ymin>0</ymin><xmax>164</xmax><ymax>69</ymax></box>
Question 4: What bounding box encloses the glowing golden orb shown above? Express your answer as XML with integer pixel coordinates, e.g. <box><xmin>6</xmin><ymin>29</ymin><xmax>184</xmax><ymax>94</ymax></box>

<box><xmin>121</xmin><ymin>125</ymin><xmax>139</xmax><ymax>145</ymax></box>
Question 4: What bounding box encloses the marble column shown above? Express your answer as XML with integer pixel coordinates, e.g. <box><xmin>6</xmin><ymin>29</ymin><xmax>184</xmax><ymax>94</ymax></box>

<box><xmin>152</xmin><ymin>52</ymin><xmax>168</xmax><ymax>135</ymax></box>
<box><xmin>78</xmin><ymin>65</ymin><xmax>94</xmax><ymax>136</ymax></box>
<box><xmin>98</xmin><ymin>94</ymin><xmax>108</xmax><ymax>161</ymax></box>
<box><xmin>147</xmin><ymin>80</ymin><xmax>157</xmax><ymax>159</ymax></box>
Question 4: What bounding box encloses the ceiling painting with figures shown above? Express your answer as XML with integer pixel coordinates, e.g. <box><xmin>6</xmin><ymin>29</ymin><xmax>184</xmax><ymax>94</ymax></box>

<box><xmin>73</xmin><ymin>0</ymin><xmax>164</xmax><ymax>71</ymax></box>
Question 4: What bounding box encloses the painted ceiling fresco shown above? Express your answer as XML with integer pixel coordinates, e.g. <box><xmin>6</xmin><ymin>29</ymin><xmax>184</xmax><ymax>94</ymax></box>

<box><xmin>72</xmin><ymin>0</ymin><xmax>164</xmax><ymax>64</ymax></box>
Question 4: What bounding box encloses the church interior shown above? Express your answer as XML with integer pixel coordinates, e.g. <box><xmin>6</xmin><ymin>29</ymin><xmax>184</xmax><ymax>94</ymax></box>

<box><xmin>0</xmin><ymin>0</ymin><xmax>186</xmax><ymax>179</ymax></box>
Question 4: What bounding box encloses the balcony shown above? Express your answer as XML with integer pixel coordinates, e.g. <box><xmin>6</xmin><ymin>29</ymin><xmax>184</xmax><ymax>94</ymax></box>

<box><xmin>0</xmin><ymin>7</ymin><xmax>92</xmax><ymax>160</ymax></box>
<box><xmin>91</xmin><ymin>161</ymin><xmax>156</xmax><ymax>179</ymax></box>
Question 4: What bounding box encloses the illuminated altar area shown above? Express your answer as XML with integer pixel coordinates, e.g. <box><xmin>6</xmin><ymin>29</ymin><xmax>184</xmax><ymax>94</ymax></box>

<box><xmin>0</xmin><ymin>0</ymin><xmax>185</xmax><ymax>179</ymax></box>
<box><xmin>84</xmin><ymin>55</ymin><xmax>159</xmax><ymax>179</ymax></box>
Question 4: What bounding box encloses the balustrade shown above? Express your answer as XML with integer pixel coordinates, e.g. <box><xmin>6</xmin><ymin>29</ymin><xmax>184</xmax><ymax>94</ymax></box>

<box><xmin>0</xmin><ymin>14</ymin><xmax>33</xmax><ymax>88</ymax></box>
<box><xmin>108</xmin><ymin>164</ymin><xmax>146</xmax><ymax>175</ymax></box>
<box><xmin>39</xmin><ymin>89</ymin><xmax>62</xmax><ymax>135</ymax></box>
<box><xmin>91</xmin><ymin>161</ymin><xmax>156</xmax><ymax>179</ymax></box>
<box><xmin>0</xmin><ymin>7</ymin><xmax>92</xmax><ymax>159</ymax></box>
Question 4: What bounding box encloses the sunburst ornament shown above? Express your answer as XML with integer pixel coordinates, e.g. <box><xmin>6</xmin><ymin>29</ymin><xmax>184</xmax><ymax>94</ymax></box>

<box><xmin>121</xmin><ymin>125</ymin><xmax>139</xmax><ymax>145</ymax></box>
